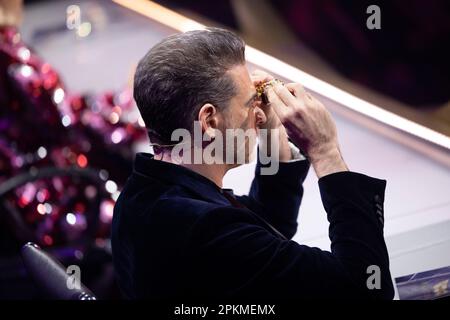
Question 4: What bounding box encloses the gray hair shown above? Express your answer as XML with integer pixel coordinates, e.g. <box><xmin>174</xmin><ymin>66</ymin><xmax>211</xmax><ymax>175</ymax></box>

<box><xmin>133</xmin><ymin>27</ymin><xmax>246</xmax><ymax>149</ymax></box>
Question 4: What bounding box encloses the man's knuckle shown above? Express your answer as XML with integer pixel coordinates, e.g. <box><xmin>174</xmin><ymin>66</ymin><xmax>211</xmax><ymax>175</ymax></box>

<box><xmin>292</xmin><ymin>101</ymin><xmax>305</xmax><ymax>112</ymax></box>
<box><xmin>285</xmin><ymin>108</ymin><xmax>297</xmax><ymax>119</ymax></box>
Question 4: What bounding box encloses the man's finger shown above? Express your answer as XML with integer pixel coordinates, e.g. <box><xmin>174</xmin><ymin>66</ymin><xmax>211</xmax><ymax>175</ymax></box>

<box><xmin>251</xmin><ymin>69</ymin><xmax>274</xmax><ymax>85</ymax></box>
<box><xmin>266</xmin><ymin>87</ymin><xmax>289</xmax><ymax>120</ymax></box>
<box><xmin>272</xmin><ymin>82</ymin><xmax>300</xmax><ymax>108</ymax></box>
<box><xmin>285</xmin><ymin>82</ymin><xmax>307</xmax><ymax>99</ymax></box>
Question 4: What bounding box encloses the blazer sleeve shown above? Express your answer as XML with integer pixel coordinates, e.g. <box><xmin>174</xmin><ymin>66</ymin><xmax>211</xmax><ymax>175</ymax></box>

<box><xmin>236</xmin><ymin>158</ymin><xmax>310</xmax><ymax>239</ymax></box>
<box><xmin>188</xmin><ymin>171</ymin><xmax>394</xmax><ymax>299</ymax></box>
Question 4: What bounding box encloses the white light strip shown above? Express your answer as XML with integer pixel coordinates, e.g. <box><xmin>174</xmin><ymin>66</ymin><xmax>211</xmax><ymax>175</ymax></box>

<box><xmin>113</xmin><ymin>0</ymin><xmax>450</xmax><ymax>150</ymax></box>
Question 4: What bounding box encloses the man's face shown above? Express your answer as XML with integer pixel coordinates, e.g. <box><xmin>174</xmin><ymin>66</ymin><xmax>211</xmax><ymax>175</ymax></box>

<box><xmin>219</xmin><ymin>64</ymin><xmax>267</xmax><ymax>166</ymax></box>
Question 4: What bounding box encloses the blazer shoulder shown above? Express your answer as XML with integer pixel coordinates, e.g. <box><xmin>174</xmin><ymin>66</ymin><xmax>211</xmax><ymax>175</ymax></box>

<box><xmin>152</xmin><ymin>186</ymin><xmax>228</xmax><ymax>219</ymax></box>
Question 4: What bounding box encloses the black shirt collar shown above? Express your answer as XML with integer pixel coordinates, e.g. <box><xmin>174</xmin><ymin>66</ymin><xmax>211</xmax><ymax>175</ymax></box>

<box><xmin>133</xmin><ymin>152</ymin><xmax>232</xmax><ymax>206</ymax></box>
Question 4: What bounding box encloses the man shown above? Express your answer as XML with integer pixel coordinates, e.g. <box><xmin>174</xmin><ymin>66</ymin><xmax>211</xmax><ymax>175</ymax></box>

<box><xmin>111</xmin><ymin>27</ymin><xmax>394</xmax><ymax>299</ymax></box>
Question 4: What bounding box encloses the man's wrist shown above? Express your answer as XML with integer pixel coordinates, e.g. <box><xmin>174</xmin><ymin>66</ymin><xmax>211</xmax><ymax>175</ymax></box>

<box><xmin>278</xmin><ymin>130</ymin><xmax>292</xmax><ymax>162</ymax></box>
<box><xmin>309</xmin><ymin>147</ymin><xmax>348</xmax><ymax>178</ymax></box>
<box><xmin>258</xmin><ymin>126</ymin><xmax>292</xmax><ymax>162</ymax></box>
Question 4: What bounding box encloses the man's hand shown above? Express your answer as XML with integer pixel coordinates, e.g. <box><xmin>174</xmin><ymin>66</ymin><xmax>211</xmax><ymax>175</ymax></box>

<box><xmin>251</xmin><ymin>70</ymin><xmax>280</xmax><ymax>130</ymax></box>
<box><xmin>251</xmin><ymin>70</ymin><xmax>292</xmax><ymax>162</ymax></box>
<box><xmin>266</xmin><ymin>82</ymin><xmax>348</xmax><ymax>178</ymax></box>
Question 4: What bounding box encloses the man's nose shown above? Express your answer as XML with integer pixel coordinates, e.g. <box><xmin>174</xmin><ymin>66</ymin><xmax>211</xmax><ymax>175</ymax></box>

<box><xmin>254</xmin><ymin>106</ymin><xmax>267</xmax><ymax>127</ymax></box>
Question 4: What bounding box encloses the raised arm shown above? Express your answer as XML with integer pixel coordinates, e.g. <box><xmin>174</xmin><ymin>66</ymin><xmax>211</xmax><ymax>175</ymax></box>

<box><xmin>236</xmin><ymin>154</ymin><xmax>310</xmax><ymax>239</ymax></box>
<box><xmin>189</xmin><ymin>171</ymin><xmax>394</xmax><ymax>299</ymax></box>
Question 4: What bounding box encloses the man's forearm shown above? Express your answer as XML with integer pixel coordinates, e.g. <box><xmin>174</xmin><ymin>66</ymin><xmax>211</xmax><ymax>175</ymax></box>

<box><xmin>318</xmin><ymin>171</ymin><xmax>394</xmax><ymax>299</ymax></box>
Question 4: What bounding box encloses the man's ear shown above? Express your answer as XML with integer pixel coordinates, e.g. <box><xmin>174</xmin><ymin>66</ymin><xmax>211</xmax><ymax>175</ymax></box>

<box><xmin>198</xmin><ymin>103</ymin><xmax>219</xmax><ymax>138</ymax></box>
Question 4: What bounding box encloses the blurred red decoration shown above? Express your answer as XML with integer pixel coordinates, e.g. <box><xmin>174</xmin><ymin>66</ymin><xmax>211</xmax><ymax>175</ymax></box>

<box><xmin>0</xmin><ymin>26</ymin><xmax>147</xmax><ymax>253</ymax></box>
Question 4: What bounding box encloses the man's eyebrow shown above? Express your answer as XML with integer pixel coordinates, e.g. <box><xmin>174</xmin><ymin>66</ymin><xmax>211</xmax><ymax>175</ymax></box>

<box><xmin>245</xmin><ymin>92</ymin><xmax>258</xmax><ymax>106</ymax></box>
